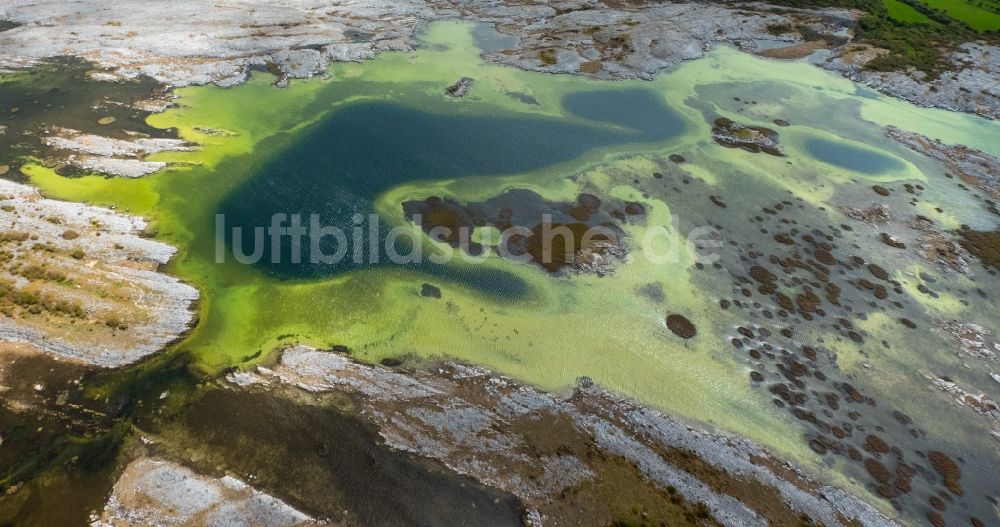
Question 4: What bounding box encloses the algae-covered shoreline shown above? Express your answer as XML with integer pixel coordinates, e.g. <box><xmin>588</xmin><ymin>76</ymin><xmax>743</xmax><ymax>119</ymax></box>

<box><xmin>0</xmin><ymin>15</ymin><xmax>999</xmax><ymax>527</ymax></box>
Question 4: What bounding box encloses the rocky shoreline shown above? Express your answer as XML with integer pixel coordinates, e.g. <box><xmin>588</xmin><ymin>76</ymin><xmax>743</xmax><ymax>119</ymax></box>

<box><xmin>0</xmin><ymin>179</ymin><xmax>198</xmax><ymax>367</ymax></box>
<box><xmin>885</xmin><ymin>126</ymin><xmax>1000</xmax><ymax>200</ymax></box>
<box><xmin>92</xmin><ymin>457</ymin><xmax>319</xmax><ymax>527</ymax></box>
<box><xmin>0</xmin><ymin>0</ymin><xmax>994</xmax><ymax>184</ymax></box>
<box><xmin>0</xmin><ymin>0</ymin><xmax>996</xmax><ymax>120</ymax></box>
<box><xmin>0</xmin><ymin>2</ymin><xmax>997</xmax><ymax>525</ymax></box>
<box><xmin>221</xmin><ymin>345</ymin><xmax>897</xmax><ymax>527</ymax></box>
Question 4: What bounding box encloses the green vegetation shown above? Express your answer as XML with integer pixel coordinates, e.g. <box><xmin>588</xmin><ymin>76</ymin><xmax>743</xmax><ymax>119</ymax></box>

<box><xmin>0</xmin><ymin>278</ymin><xmax>85</xmax><ymax>318</ymax></box>
<box><xmin>744</xmin><ymin>0</ymin><xmax>998</xmax><ymax>76</ymax></box>
<box><xmin>17</xmin><ymin>264</ymin><xmax>68</xmax><ymax>283</ymax></box>
<box><xmin>0</xmin><ymin>231</ymin><xmax>29</xmax><ymax>243</ymax></box>
<box><xmin>857</xmin><ymin>3</ymin><xmax>973</xmax><ymax>76</ymax></box>
<box><xmin>884</xmin><ymin>0</ymin><xmax>933</xmax><ymax>23</ymax></box>
<box><xmin>103</xmin><ymin>314</ymin><xmax>127</xmax><ymax>330</ymax></box>
<box><xmin>916</xmin><ymin>0</ymin><xmax>1000</xmax><ymax>31</ymax></box>
<box><xmin>765</xmin><ymin>22</ymin><xmax>794</xmax><ymax>35</ymax></box>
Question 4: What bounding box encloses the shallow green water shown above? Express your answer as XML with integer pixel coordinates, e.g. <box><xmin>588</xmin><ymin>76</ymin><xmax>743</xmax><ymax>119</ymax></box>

<box><xmin>17</xmin><ymin>20</ymin><xmax>1000</xmax><ymax>524</ymax></box>
<box><xmin>0</xmin><ymin>57</ymin><xmax>167</xmax><ymax>172</ymax></box>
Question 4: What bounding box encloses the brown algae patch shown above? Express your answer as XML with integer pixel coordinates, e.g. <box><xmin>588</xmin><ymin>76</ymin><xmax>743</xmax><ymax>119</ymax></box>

<box><xmin>927</xmin><ymin>451</ymin><xmax>963</xmax><ymax>496</ymax></box>
<box><xmin>403</xmin><ymin>189</ymin><xmax>631</xmax><ymax>275</ymax></box>
<box><xmin>685</xmin><ymin>173</ymin><xmax>999</xmax><ymax>523</ymax></box>
<box><xmin>958</xmin><ymin>228</ymin><xmax>1000</xmax><ymax>271</ymax></box>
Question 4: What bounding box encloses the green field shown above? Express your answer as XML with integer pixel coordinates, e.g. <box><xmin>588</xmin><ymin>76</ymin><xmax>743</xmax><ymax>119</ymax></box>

<box><xmin>917</xmin><ymin>0</ymin><xmax>1000</xmax><ymax>31</ymax></box>
<box><xmin>884</xmin><ymin>0</ymin><xmax>934</xmax><ymax>23</ymax></box>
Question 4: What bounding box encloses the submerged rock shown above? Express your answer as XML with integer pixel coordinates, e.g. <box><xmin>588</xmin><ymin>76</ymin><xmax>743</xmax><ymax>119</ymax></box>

<box><xmin>444</xmin><ymin>77</ymin><xmax>475</xmax><ymax>97</ymax></box>
<box><xmin>420</xmin><ymin>283</ymin><xmax>442</xmax><ymax>298</ymax></box>
<box><xmin>928</xmin><ymin>375</ymin><xmax>1000</xmax><ymax>444</ymax></box>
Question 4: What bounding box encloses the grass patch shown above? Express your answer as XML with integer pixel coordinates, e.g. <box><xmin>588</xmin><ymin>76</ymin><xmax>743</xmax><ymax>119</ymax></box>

<box><xmin>915</xmin><ymin>0</ymin><xmax>1000</xmax><ymax>31</ymax></box>
<box><xmin>884</xmin><ymin>0</ymin><xmax>934</xmax><ymax>23</ymax></box>
<box><xmin>741</xmin><ymin>0</ymin><xmax>998</xmax><ymax>76</ymax></box>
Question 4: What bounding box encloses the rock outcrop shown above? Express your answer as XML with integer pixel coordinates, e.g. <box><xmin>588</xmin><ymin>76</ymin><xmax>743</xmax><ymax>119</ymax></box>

<box><xmin>227</xmin><ymin>345</ymin><xmax>897</xmax><ymax>527</ymax></box>
<box><xmin>0</xmin><ymin>179</ymin><xmax>198</xmax><ymax>367</ymax></box>
<box><xmin>1</xmin><ymin>1</ymin><xmax>995</xmax><ymax>118</ymax></box>
<box><xmin>93</xmin><ymin>457</ymin><xmax>320</xmax><ymax>527</ymax></box>
<box><xmin>940</xmin><ymin>320</ymin><xmax>998</xmax><ymax>360</ymax></box>
<box><xmin>928</xmin><ymin>376</ymin><xmax>1000</xmax><ymax>444</ymax></box>
<box><xmin>828</xmin><ymin>43</ymin><xmax>1000</xmax><ymax>120</ymax></box>
<box><xmin>44</xmin><ymin>127</ymin><xmax>194</xmax><ymax>178</ymax></box>
<box><xmin>0</xmin><ymin>0</ymin><xmax>436</xmax><ymax>87</ymax></box>
<box><xmin>885</xmin><ymin>126</ymin><xmax>1000</xmax><ymax>200</ymax></box>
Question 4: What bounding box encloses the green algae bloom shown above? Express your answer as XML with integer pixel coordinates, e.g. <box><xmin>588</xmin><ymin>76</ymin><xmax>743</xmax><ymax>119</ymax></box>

<box><xmin>23</xmin><ymin>22</ymin><xmax>1000</xmax><ymax>512</ymax></box>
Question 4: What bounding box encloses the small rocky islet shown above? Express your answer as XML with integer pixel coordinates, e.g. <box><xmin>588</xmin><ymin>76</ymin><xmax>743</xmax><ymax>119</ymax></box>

<box><xmin>711</xmin><ymin>117</ymin><xmax>784</xmax><ymax>156</ymax></box>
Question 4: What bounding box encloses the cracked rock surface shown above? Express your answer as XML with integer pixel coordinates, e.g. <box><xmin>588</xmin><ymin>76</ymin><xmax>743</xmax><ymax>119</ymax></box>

<box><xmin>0</xmin><ymin>179</ymin><xmax>198</xmax><ymax>367</ymax></box>
<box><xmin>92</xmin><ymin>457</ymin><xmax>319</xmax><ymax>527</ymax></box>
<box><xmin>1</xmin><ymin>1</ymin><xmax>996</xmax><ymax>119</ymax></box>
<box><xmin>228</xmin><ymin>345</ymin><xmax>897</xmax><ymax>527</ymax></box>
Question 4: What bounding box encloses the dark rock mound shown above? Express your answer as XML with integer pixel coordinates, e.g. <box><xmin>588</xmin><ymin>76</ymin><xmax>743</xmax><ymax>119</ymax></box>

<box><xmin>666</xmin><ymin>314</ymin><xmax>697</xmax><ymax>339</ymax></box>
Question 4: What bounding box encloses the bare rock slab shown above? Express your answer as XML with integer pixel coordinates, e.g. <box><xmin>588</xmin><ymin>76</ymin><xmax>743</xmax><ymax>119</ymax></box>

<box><xmin>0</xmin><ymin>179</ymin><xmax>198</xmax><ymax>367</ymax></box>
<box><xmin>92</xmin><ymin>457</ymin><xmax>319</xmax><ymax>527</ymax></box>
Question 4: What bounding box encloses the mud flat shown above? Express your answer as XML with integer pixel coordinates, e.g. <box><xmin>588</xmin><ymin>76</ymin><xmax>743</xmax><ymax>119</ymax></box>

<box><xmin>93</xmin><ymin>457</ymin><xmax>319</xmax><ymax>527</ymax></box>
<box><xmin>0</xmin><ymin>179</ymin><xmax>197</xmax><ymax>367</ymax></box>
<box><xmin>227</xmin><ymin>345</ymin><xmax>896</xmax><ymax>527</ymax></box>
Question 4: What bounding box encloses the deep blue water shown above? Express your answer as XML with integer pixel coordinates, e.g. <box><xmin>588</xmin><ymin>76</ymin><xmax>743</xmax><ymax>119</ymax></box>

<box><xmin>217</xmin><ymin>89</ymin><xmax>686</xmax><ymax>296</ymax></box>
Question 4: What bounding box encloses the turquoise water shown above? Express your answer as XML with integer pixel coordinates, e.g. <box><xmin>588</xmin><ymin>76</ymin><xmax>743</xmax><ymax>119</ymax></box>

<box><xmin>804</xmin><ymin>136</ymin><xmax>905</xmax><ymax>174</ymax></box>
